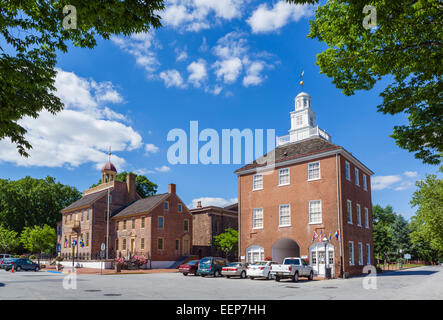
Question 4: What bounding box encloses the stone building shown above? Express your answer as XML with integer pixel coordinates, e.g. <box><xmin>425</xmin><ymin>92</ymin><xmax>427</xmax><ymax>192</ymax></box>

<box><xmin>235</xmin><ymin>91</ymin><xmax>374</xmax><ymax>278</ymax></box>
<box><xmin>190</xmin><ymin>201</ymin><xmax>238</xmax><ymax>259</ymax></box>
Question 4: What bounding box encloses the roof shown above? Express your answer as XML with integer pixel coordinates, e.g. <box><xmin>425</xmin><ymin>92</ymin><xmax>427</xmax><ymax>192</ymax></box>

<box><xmin>235</xmin><ymin>137</ymin><xmax>341</xmax><ymax>174</ymax></box>
<box><xmin>111</xmin><ymin>193</ymin><xmax>170</xmax><ymax>218</ymax></box>
<box><xmin>190</xmin><ymin>204</ymin><xmax>238</xmax><ymax>216</ymax></box>
<box><xmin>101</xmin><ymin>161</ymin><xmax>117</xmax><ymax>172</ymax></box>
<box><xmin>61</xmin><ymin>189</ymin><xmax>108</xmax><ymax>213</ymax></box>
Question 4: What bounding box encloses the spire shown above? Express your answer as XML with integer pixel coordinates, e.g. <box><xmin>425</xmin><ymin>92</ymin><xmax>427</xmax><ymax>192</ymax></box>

<box><xmin>108</xmin><ymin>146</ymin><xmax>112</xmax><ymax>162</ymax></box>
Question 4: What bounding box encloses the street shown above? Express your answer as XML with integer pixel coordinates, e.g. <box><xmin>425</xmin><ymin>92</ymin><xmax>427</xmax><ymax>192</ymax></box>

<box><xmin>0</xmin><ymin>266</ymin><xmax>442</xmax><ymax>300</ymax></box>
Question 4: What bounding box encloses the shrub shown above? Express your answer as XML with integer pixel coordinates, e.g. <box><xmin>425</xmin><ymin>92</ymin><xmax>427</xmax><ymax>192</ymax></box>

<box><xmin>55</xmin><ymin>256</ymin><xmax>63</xmax><ymax>262</ymax></box>
<box><xmin>29</xmin><ymin>255</ymin><xmax>37</xmax><ymax>260</ymax></box>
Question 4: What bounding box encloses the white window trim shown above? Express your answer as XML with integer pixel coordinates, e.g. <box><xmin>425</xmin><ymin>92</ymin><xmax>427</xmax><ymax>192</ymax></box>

<box><xmin>355</xmin><ymin>168</ymin><xmax>360</xmax><ymax>186</ymax></box>
<box><xmin>307</xmin><ymin>161</ymin><xmax>321</xmax><ymax>181</ymax></box>
<box><xmin>349</xmin><ymin>241</ymin><xmax>355</xmax><ymax>266</ymax></box>
<box><xmin>278</xmin><ymin>168</ymin><xmax>290</xmax><ymax>186</ymax></box>
<box><xmin>252</xmin><ymin>208</ymin><xmax>264</xmax><ymax>230</ymax></box>
<box><xmin>357</xmin><ymin>204</ymin><xmax>362</xmax><ymax>227</ymax></box>
<box><xmin>308</xmin><ymin>200</ymin><xmax>322</xmax><ymax>224</ymax></box>
<box><xmin>358</xmin><ymin>242</ymin><xmax>363</xmax><ymax>265</ymax></box>
<box><xmin>347</xmin><ymin>200</ymin><xmax>353</xmax><ymax>224</ymax></box>
<box><xmin>365</xmin><ymin>207</ymin><xmax>369</xmax><ymax>229</ymax></box>
<box><xmin>278</xmin><ymin>204</ymin><xmax>291</xmax><ymax>227</ymax></box>
<box><xmin>363</xmin><ymin>175</ymin><xmax>368</xmax><ymax>191</ymax></box>
<box><xmin>366</xmin><ymin>244</ymin><xmax>371</xmax><ymax>265</ymax></box>
<box><xmin>252</xmin><ymin>174</ymin><xmax>263</xmax><ymax>191</ymax></box>
<box><xmin>345</xmin><ymin>161</ymin><xmax>351</xmax><ymax>181</ymax></box>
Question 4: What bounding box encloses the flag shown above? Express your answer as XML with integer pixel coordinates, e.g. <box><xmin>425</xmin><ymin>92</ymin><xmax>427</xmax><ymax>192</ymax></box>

<box><xmin>64</xmin><ymin>238</ymin><xmax>68</xmax><ymax>248</ymax></box>
<box><xmin>319</xmin><ymin>230</ymin><xmax>323</xmax><ymax>242</ymax></box>
<box><xmin>312</xmin><ymin>231</ymin><xmax>318</xmax><ymax>243</ymax></box>
<box><xmin>334</xmin><ymin>230</ymin><xmax>340</xmax><ymax>241</ymax></box>
<box><xmin>80</xmin><ymin>238</ymin><xmax>84</xmax><ymax>248</ymax></box>
<box><xmin>328</xmin><ymin>232</ymin><xmax>332</xmax><ymax>241</ymax></box>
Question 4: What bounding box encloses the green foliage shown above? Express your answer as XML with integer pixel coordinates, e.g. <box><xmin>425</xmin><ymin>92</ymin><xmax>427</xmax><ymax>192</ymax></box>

<box><xmin>91</xmin><ymin>172</ymin><xmax>158</xmax><ymax>198</ymax></box>
<box><xmin>287</xmin><ymin>0</ymin><xmax>443</xmax><ymax>165</ymax></box>
<box><xmin>20</xmin><ymin>225</ymin><xmax>56</xmax><ymax>254</ymax></box>
<box><xmin>1</xmin><ymin>0</ymin><xmax>165</xmax><ymax>156</ymax></box>
<box><xmin>409</xmin><ymin>174</ymin><xmax>443</xmax><ymax>261</ymax></box>
<box><xmin>0</xmin><ymin>225</ymin><xmax>19</xmax><ymax>252</ymax></box>
<box><xmin>213</xmin><ymin>228</ymin><xmax>238</xmax><ymax>257</ymax></box>
<box><xmin>0</xmin><ymin>176</ymin><xmax>81</xmax><ymax>233</ymax></box>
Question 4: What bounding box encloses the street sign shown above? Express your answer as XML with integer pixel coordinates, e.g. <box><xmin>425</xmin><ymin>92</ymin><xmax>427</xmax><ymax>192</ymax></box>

<box><xmin>404</xmin><ymin>254</ymin><xmax>411</xmax><ymax>260</ymax></box>
<box><xmin>101</xmin><ymin>243</ymin><xmax>106</xmax><ymax>251</ymax></box>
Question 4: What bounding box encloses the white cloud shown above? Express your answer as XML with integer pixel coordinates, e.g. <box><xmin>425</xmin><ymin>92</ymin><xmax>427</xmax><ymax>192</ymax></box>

<box><xmin>159</xmin><ymin>69</ymin><xmax>186</xmax><ymax>88</ymax></box>
<box><xmin>371</xmin><ymin>175</ymin><xmax>403</xmax><ymax>190</ymax></box>
<box><xmin>403</xmin><ymin>171</ymin><xmax>418</xmax><ymax>178</ymax></box>
<box><xmin>247</xmin><ymin>1</ymin><xmax>313</xmax><ymax>34</ymax></box>
<box><xmin>145</xmin><ymin>143</ymin><xmax>160</xmax><ymax>154</ymax></box>
<box><xmin>189</xmin><ymin>197</ymin><xmax>238</xmax><ymax>209</ymax></box>
<box><xmin>243</xmin><ymin>61</ymin><xmax>266</xmax><ymax>87</ymax></box>
<box><xmin>187</xmin><ymin>59</ymin><xmax>208</xmax><ymax>87</ymax></box>
<box><xmin>175</xmin><ymin>47</ymin><xmax>188</xmax><ymax>61</ymax></box>
<box><xmin>155</xmin><ymin>165</ymin><xmax>171</xmax><ymax>173</ymax></box>
<box><xmin>0</xmin><ymin>70</ymin><xmax>142</xmax><ymax>169</ymax></box>
<box><xmin>213</xmin><ymin>57</ymin><xmax>243</xmax><ymax>83</ymax></box>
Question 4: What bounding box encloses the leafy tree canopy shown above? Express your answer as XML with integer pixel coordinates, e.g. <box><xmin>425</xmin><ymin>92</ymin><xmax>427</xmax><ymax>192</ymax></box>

<box><xmin>0</xmin><ymin>225</ymin><xmax>19</xmax><ymax>253</ymax></box>
<box><xmin>213</xmin><ymin>228</ymin><xmax>238</xmax><ymax>258</ymax></box>
<box><xmin>1</xmin><ymin>0</ymin><xmax>165</xmax><ymax>156</ymax></box>
<box><xmin>0</xmin><ymin>176</ymin><xmax>81</xmax><ymax>233</ymax></box>
<box><xmin>90</xmin><ymin>171</ymin><xmax>158</xmax><ymax>198</ymax></box>
<box><xmin>20</xmin><ymin>224</ymin><xmax>56</xmax><ymax>254</ymax></box>
<box><xmin>288</xmin><ymin>0</ymin><xmax>442</xmax><ymax>164</ymax></box>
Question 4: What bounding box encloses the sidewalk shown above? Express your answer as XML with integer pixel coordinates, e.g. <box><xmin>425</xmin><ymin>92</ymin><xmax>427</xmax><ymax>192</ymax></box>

<box><xmin>45</xmin><ymin>265</ymin><xmax>179</xmax><ymax>275</ymax></box>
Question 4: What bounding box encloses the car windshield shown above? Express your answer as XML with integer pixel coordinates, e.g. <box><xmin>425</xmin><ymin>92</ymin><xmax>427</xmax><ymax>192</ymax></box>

<box><xmin>227</xmin><ymin>263</ymin><xmax>241</xmax><ymax>267</ymax></box>
<box><xmin>284</xmin><ymin>259</ymin><xmax>300</xmax><ymax>265</ymax></box>
<box><xmin>199</xmin><ymin>258</ymin><xmax>212</xmax><ymax>265</ymax></box>
<box><xmin>250</xmin><ymin>261</ymin><xmax>267</xmax><ymax>266</ymax></box>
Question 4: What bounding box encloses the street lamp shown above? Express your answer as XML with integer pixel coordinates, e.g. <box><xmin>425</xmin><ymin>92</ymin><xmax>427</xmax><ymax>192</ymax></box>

<box><xmin>323</xmin><ymin>236</ymin><xmax>329</xmax><ymax>279</ymax></box>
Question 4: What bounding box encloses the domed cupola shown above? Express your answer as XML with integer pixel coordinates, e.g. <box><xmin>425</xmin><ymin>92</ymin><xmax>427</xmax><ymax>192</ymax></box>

<box><xmin>101</xmin><ymin>148</ymin><xmax>117</xmax><ymax>183</ymax></box>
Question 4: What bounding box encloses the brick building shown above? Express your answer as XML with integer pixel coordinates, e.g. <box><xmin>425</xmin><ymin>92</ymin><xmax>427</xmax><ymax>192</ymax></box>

<box><xmin>191</xmin><ymin>201</ymin><xmax>238</xmax><ymax>259</ymax></box>
<box><xmin>60</xmin><ymin>160</ymin><xmax>192</xmax><ymax>267</ymax></box>
<box><xmin>235</xmin><ymin>91</ymin><xmax>374</xmax><ymax>278</ymax></box>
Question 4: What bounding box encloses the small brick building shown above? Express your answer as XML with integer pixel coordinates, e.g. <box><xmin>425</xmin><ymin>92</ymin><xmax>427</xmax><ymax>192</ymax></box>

<box><xmin>190</xmin><ymin>201</ymin><xmax>238</xmax><ymax>259</ymax></box>
<box><xmin>235</xmin><ymin>91</ymin><xmax>374</xmax><ymax>278</ymax></box>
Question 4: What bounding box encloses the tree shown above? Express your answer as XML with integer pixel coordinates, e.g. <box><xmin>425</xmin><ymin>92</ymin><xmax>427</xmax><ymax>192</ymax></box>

<box><xmin>213</xmin><ymin>228</ymin><xmax>238</xmax><ymax>259</ymax></box>
<box><xmin>0</xmin><ymin>225</ymin><xmax>19</xmax><ymax>254</ymax></box>
<box><xmin>1</xmin><ymin>0</ymin><xmax>165</xmax><ymax>157</ymax></box>
<box><xmin>409</xmin><ymin>174</ymin><xmax>443</xmax><ymax>261</ymax></box>
<box><xmin>20</xmin><ymin>225</ymin><xmax>56</xmax><ymax>264</ymax></box>
<box><xmin>390</xmin><ymin>214</ymin><xmax>411</xmax><ymax>258</ymax></box>
<box><xmin>287</xmin><ymin>0</ymin><xmax>442</xmax><ymax>165</ymax></box>
<box><xmin>372</xmin><ymin>205</ymin><xmax>396</xmax><ymax>262</ymax></box>
<box><xmin>91</xmin><ymin>172</ymin><xmax>157</xmax><ymax>198</ymax></box>
<box><xmin>0</xmin><ymin>176</ymin><xmax>81</xmax><ymax>233</ymax></box>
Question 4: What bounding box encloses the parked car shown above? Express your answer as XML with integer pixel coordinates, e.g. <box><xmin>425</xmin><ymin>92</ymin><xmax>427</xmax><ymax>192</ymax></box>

<box><xmin>2</xmin><ymin>258</ymin><xmax>40</xmax><ymax>272</ymax></box>
<box><xmin>221</xmin><ymin>262</ymin><xmax>248</xmax><ymax>279</ymax></box>
<box><xmin>270</xmin><ymin>257</ymin><xmax>313</xmax><ymax>282</ymax></box>
<box><xmin>247</xmin><ymin>261</ymin><xmax>278</xmax><ymax>280</ymax></box>
<box><xmin>197</xmin><ymin>257</ymin><xmax>227</xmax><ymax>277</ymax></box>
<box><xmin>0</xmin><ymin>258</ymin><xmax>15</xmax><ymax>269</ymax></box>
<box><xmin>0</xmin><ymin>254</ymin><xmax>13</xmax><ymax>261</ymax></box>
<box><xmin>179</xmin><ymin>260</ymin><xmax>199</xmax><ymax>276</ymax></box>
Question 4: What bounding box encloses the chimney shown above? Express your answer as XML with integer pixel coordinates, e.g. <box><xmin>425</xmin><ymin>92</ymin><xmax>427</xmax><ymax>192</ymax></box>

<box><xmin>126</xmin><ymin>173</ymin><xmax>137</xmax><ymax>203</ymax></box>
<box><xmin>168</xmin><ymin>183</ymin><xmax>176</xmax><ymax>194</ymax></box>
<box><xmin>197</xmin><ymin>201</ymin><xmax>202</xmax><ymax>208</ymax></box>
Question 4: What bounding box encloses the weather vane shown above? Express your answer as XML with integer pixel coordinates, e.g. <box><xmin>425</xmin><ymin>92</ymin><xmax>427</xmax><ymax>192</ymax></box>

<box><xmin>300</xmin><ymin>70</ymin><xmax>305</xmax><ymax>90</ymax></box>
<box><xmin>108</xmin><ymin>146</ymin><xmax>112</xmax><ymax>162</ymax></box>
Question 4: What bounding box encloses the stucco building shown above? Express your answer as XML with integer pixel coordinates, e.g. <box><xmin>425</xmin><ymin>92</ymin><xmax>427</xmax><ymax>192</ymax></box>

<box><xmin>235</xmin><ymin>91</ymin><xmax>374</xmax><ymax>278</ymax></box>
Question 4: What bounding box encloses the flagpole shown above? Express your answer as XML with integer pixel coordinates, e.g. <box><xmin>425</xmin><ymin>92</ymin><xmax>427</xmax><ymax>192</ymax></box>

<box><xmin>106</xmin><ymin>146</ymin><xmax>111</xmax><ymax>261</ymax></box>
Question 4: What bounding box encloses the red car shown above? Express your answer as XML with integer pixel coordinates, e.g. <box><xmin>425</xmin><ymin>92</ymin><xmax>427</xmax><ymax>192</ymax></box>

<box><xmin>179</xmin><ymin>260</ymin><xmax>199</xmax><ymax>276</ymax></box>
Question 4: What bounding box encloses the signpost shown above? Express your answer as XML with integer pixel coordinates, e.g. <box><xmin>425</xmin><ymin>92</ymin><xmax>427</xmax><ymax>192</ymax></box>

<box><xmin>100</xmin><ymin>243</ymin><xmax>106</xmax><ymax>275</ymax></box>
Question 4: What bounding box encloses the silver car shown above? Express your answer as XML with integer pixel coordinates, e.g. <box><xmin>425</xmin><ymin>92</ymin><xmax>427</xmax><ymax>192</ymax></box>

<box><xmin>221</xmin><ymin>262</ymin><xmax>248</xmax><ymax>279</ymax></box>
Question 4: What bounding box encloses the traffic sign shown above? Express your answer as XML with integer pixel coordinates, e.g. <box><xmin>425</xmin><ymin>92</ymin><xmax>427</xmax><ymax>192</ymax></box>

<box><xmin>404</xmin><ymin>254</ymin><xmax>411</xmax><ymax>260</ymax></box>
<box><xmin>101</xmin><ymin>243</ymin><xmax>106</xmax><ymax>251</ymax></box>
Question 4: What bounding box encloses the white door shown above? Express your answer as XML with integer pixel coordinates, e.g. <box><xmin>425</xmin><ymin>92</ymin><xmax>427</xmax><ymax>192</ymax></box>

<box><xmin>309</xmin><ymin>243</ymin><xmax>334</xmax><ymax>277</ymax></box>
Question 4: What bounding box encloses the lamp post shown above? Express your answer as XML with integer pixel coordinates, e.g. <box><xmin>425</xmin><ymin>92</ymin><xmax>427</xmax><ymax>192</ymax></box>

<box><xmin>323</xmin><ymin>236</ymin><xmax>329</xmax><ymax>279</ymax></box>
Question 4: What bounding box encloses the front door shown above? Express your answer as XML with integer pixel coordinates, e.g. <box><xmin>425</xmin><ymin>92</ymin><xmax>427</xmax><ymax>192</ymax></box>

<box><xmin>182</xmin><ymin>236</ymin><xmax>190</xmax><ymax>255</ymax></box>
<box><xmin>130</xmin><ymin>239</ymin><xmax>135</xmax><ymax>253</ymax></box>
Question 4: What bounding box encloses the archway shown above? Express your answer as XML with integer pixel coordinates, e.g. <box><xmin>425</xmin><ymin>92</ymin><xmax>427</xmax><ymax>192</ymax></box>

<box><xmin>272</xmin><ymin>238</ymin><xmax>300</xmax><ymax>263</ymax></box>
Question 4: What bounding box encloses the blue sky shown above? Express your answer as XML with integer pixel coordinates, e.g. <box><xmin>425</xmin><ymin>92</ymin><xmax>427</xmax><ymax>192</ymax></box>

<box><xmin>0</xmin><ymin>1</ymin><xmax>438</xmax><ymax>219</ymax></box>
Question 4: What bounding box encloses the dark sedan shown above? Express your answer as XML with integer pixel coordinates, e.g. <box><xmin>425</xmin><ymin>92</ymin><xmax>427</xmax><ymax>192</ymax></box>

<box><xmin>179</xmin><ymin>260</ymin><xmax>199</xmax><ymax>276</ymax></box>
<box><xmin>2</xmin><ymin>258</ymin><xmax>40</xmax><ymax>272</ymax></box>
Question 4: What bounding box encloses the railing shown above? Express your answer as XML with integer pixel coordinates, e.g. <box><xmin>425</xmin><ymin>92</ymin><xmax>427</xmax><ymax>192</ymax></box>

<box><xmin>276</xmin><ymin>126</ymin><xmax>331</xmax><ymax>146</ymax></box>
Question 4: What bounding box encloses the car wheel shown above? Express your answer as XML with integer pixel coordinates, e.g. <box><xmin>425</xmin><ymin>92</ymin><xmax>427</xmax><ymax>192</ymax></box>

<box><xmin>240</xmin><ymin>271</ymin><xmax>246</xmax><ymax>279</ymax></box>
<box><xmin>201</xmin><ymin>274</ymin><xmax>206</xmax><ymax>277</ymax></box>
<box><xmin>15</xmin><ymin>266</ymin><xmax>21</xmax><ymax>272</ymax></box>
<box><xmin>183</xmin><ymin>273</ymin><xmax>188</xmax><ymax>276</ymax></box>
<box><xmin>293</xmin><ymin>272</ymin><xmax>299</xmax><ymax>282</ymax></box>
<box><xmin>214</xmin><ymin>270</ymin><xmax>221</xmax><ymax>277</ymax></box>
<box><xmin>249</xmin><ymin>276</ymin><xmax>255</xmax><ymax>280</ymax></box>
<box><xmin>267</xmin><ymin>272</ymin><xmax>272</xmax><ymax>280</ymax></box>
<box><xmin>35</xmin><ymin>266</ymin><xmax>40</xmax><ymax>272</ymax></box>
<box><xmin>275</xmin><ymin>276</ymin><xmax>281</xmax><ymax>282</ymax></box>
<box><xmin>308</xmin><ymin>271</ymin><xmax>313</xmax><ymax>281</ymax></box>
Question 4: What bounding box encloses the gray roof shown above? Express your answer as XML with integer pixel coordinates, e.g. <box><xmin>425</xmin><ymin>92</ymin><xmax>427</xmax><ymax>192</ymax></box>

<box><xmin>61</xmin><ymin>189</ymin><xmax>108</xmax><ymax>212</ymax></box>
<box><xmin>112</xmin><ymin>193</ymin><xmax>170</xmax><ymax>218</ymax></box>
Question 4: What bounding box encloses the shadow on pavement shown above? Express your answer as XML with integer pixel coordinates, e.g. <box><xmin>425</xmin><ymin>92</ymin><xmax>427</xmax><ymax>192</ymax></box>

<box><xmin>379</xmin><ymin>270</ymin><xmax>438</xmax><ymax>277</ymax></box>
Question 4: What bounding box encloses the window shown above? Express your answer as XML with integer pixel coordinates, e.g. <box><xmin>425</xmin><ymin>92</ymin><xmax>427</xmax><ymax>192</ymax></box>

<box><xmin>328</xmin><ymin>251</ymin><xmax>334</xmax><ymax>265</ymax></box>
<box><xmin>215</xmin><ymin>220</ymin><xmax>220</xmax><ymax>234</ymax></box>
<box><xmin>175</xmin><ymin>239</ymin><xmax>180</xmax><ymax>251</ymax></box>
<box><xmin>184</xmin><ymin>219</ymin><xmax>189</xmax><ymax>232</ymax></box>
<box><xmin>87</xmin><ymin>209</ymin><xmax>90</xmax><ymax>220</ymax></box>
<box><xmin>349</xmin><ymin>242</ymin><xmax>354</xmax><ymax>266</ymax></box>
<box><xmin>366</xmin><ymin>244</ymin><xmax>371</xmax><ymax>265</ymax></box>
<box><xmin>358</xmin><ymin>243</ymin><xmax>363</xmax><ymax>265</ymax></box>
<box><xmin>81</xmin><ymin>211</ymin><xmax>84</xmax><ymax>221</ymax></box>
<box><xmin>86</xmin><ymin>233</ymin><xmax>89</xmax><ymax>247</ymax></box>
<box><xmin>278</xmin><ymin>168</ymin><xmax>290</xmax><ymax>186</ymax></box>
<box><xmin>164</xmin><ymin>201</ymin><xmax>169</xmax><ymax>210</ymax></box>
<box><xmin>279</xmin><ymin>204</ymin><xmax>291</xmax><ymax>227</ymax></box>
<box><xmin>123</xmin><ymin>220</ymin><xmax>127</xmax><ymax>230</ymax></box>
<box><xmin>296</xmin><ymin>115</ymin><xmax>303</xmax><ymax>126</ymax></box>
<box><xmin>141</xmin><ymin>238</ymin><xmax>145</xmax><ymax>250</ymax></box>
<box><xmin>132</xmin><ymin>218</ymin><xmax>135</xmax><ymax>229</ymax></box>
<box><xmin>363</xmin><ymin>175</ymin><xmax>368</xmax><ymax>191</ymax></box>
<box><xmin>69</xmin><ymin>235</ymin><xmax>71</xmax><ymax>248</ymax></box>
<box><xmin>309</xmin><ymin>200</ymin><xmax>322</xmax><ymax>224</ymax></box>
<box><xmin>347</xmin><ymin>200</ymin><xmax>353</xmax><ymax>224</ymax></box>
<box><xmin>116</xmin><ymin>221</ymin><xmax>119</xmax><ymax>231</ymax></box>
<box><xmin>158</xmin><ymin>216</ymin><xmax>164</xmax><ymax>229</ymax></box>
<box><xmin>365</xmin><ymin>207</ymin><xmax>369</xmax><ymax>229</ymax></box>
<box><xmin>308</xmin><ymin>161</ymin><xmax>321</xmax><ymax>180</ymax></box>
<box><xmin>345</xmin><ymin>161</ymin><xmax>351</xmax><ymax>181</ymax></box>
<box><xmin>178</xmin><ymin>203</ymin><xmax>182</xmax><ymax>213</ymax></box>
<box><xmin>252</xmin><ymin>208</ymin><xmax>263</xmax><ymax>229</ymax></box>
<box><xmin>246</xmin><ymin>246</ymin><xmax>264</xmax><ymax>263</ymax></box>
<box><xmin>115</xmin><ymin>239</ymin><xmax>119</xmax><ymax>251</ymax></box>
<box><xmin>253</xmin><ymin>174</ymin><xmax>263</xmax><ymax>190</ymax></box>
<box><xmin>357</xmin><ymin>204</ymin><xmax>362</xmax><ymax>226</ymax></box>
<box><xmin>122</xmin><ymin>238</ymin><xmax>126</xmax><ymax>250</ymax></box>
<box><xmin>141</xmin><ymin>217</ymin><xmax>145</xmax><ymax>228</ymax></box>
<box><xmin>158</xmin><ymin>238</ymin><xmax>164</xmax><ymax>250</ymax></box>
<box><xmin>355</xmin><ymin>168</ymin><xmax>360</xmax><ymax>186</ymax></box>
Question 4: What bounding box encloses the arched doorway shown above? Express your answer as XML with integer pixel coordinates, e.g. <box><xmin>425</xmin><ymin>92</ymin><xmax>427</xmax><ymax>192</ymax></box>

<box><xmin>309</xmin><ymin>242</ymin><xmax>334</xmax><ymax>277</ymax></box>
<box><xmin>272</xmin><ymin>238</ymin><xmax>300</xmax><ymax>263</ymax></box>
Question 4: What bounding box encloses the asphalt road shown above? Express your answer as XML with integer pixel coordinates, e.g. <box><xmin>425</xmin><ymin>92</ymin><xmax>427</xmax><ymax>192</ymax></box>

<box><xmin>0</xmin><ymin>266</ymin><xmax>442</xmax><ymax>300</ymax></box>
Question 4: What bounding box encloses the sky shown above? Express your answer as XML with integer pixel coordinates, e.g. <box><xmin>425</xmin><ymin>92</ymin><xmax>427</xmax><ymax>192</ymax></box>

<box><xmin>0</xmin><ymin>0</ymin><xmax>438</xmax><ymax>219</ymax></box>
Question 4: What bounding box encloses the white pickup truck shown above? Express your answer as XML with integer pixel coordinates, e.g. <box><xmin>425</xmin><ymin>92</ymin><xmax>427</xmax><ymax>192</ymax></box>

<box><xmin>270</xmin><ymin>257</ymin><xmax>314</xmax><ymax>282</ymax></box>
